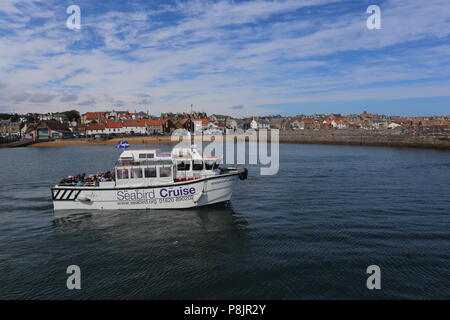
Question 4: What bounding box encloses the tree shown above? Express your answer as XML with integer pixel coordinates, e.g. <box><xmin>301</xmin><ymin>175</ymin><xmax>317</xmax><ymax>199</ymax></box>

<box><xmin>25</xmin><ymin>113</ymin><xmax>38</xmax><ymax>123</ymax></box>
<box><xmin>0</xmin><ymin>113</ymin><xmax>20</xmax><ymax>122</ymax></box>
<box><xmin>10</xmin><ymin>114</ymin><xmax>20</xmax><ymax>122</ymax></box>
<box><xmin>64</xmin><ymin>110</ymin><xmax>80</xmax><ymax>122</ymax></box>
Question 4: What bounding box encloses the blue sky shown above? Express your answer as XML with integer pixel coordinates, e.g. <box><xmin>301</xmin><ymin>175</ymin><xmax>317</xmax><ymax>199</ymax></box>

<box><xmin>0</xmin><ymin>0</ymin><xmax>449</xmax><ymax>116</ymax></box>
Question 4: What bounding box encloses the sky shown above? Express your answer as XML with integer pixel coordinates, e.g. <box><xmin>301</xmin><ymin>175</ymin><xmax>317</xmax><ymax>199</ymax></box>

<box><xmin>0</xmin><ymin>0</ymin><xmax>449</xmax><ymax>117</ymax></box>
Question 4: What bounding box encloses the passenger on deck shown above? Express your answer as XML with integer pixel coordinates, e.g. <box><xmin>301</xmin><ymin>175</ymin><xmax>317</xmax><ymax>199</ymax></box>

<box><xmin>59</xmin><ymin>171</ymin><xmax>115</xmax><ymax>185</ymax></box>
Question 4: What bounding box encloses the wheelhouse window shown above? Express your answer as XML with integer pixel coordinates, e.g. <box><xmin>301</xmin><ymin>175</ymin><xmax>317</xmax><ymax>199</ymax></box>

<box><xmin>205</xmin><ymin>161</ymin><xmax>214</xmax><ymax>170</ymax></box>
<box><xmin>131</xmin><ymin>167</ymin><xmax>143</xmax><ymax>179</ymax></box>
<box><xmin>159</xmin><ymin>166</ymin><xmax>172</xmax><ymax>178</ymax></box>
<box><xmin>117</xmin><ymin>169</ymin><xmax>129</xmax><ymax>179</ymax></box>
<box><xmin>144</xmin><ymin>167</ymin><xmax>157</xmax><ymax>178</ymax></box>
<box><xmin>213</xmin><ymin>162</ymin><xmax>219</xmax><ymax>170</ymax></box>
<box><xmin>177</xmin><ymin>161</ymin><xmax>190</xmax><ymax>171</ymax></box>
<box><xmin>139</xmin><ymin>153</ymin><xmax>155</xmax><ymax>159</ymax></box>
<box><xmin>193</xmin><ymin>161</ymin><xmax>203</xmax><ymax>171</ymax></box>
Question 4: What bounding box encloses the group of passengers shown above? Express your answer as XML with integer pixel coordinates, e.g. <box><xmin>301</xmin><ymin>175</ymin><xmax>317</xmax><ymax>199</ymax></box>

<box><xmin>59</xmin><ymin>171</ymin><xmax>115</xmax><ymax>186</ymax></box>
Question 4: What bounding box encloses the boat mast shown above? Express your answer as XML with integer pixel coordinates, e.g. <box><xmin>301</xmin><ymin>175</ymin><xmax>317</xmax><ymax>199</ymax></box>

<box><xmin>189</xmin><ymin>104</ymin><xmax>203</xmax><ymax>157</ymax></box>
<box><xmin>190</xmin><ymin>104</ymin><xmax>194</xmax><ymax>147</ymax></box>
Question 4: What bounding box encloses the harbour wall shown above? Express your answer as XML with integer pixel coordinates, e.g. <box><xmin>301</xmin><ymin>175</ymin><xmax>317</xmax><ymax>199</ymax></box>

<box><xmin>279</xmin><ymin>129</ymin><xmax>450</xmax><ymax>150</ymax></box>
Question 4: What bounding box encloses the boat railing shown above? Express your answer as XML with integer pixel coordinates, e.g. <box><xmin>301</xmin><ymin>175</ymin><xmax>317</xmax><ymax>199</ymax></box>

<box><xmin>57</xmin><ymin>181</ymin><xmax>102</xmax><ymax>187</ymax></box>
<box><xmin>115</xmin><ymin>159</ymin><xmax>173</xmax><ymax>166</ymax></box>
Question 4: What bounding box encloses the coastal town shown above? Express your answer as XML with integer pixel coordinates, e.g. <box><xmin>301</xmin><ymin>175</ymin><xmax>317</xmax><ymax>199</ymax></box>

<box><xmin>1</xmin><ymin>109</ymin><xmax>450</xmax><ymax>148</ymax></box>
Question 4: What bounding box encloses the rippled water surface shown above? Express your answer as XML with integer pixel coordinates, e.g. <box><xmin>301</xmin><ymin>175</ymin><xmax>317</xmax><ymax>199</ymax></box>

<box><xmin>0</xmin><ymin>144</ymin><xmax>449</xmax><ymax>299</ymax></box>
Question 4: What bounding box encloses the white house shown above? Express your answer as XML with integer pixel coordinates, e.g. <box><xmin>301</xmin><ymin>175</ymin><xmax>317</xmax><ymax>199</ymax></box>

<box><xmin>146</xmin><ymin>120</ymin><xmax>166</xmax><ymax>134</ymax></box>
<box><xmin>86</xmin><ymin>124</ymin><xmax>106</xmax><ymax>135</ymax></box>
<box><xmin>120</xmin><ymin>120</ymin><xmax>147</xmax><ymax>134</ymax></box>
<box><xmin>388</xmin><ymin>122</ymin><xmax>402</xmax><ymax>129</ymax></box>
<box><xmin>331</xmin><ymin>120</ymin><xmax>348</xmax><ymax>129</ymax></box>
<box><xmin>86</xmin><ymin>119</ymin><xmax>168</xmax><ymax>135</ymax></box>
<box><xmin>257</xmin><ymin>119</ymin><xmax>270</xmax><ymax>129</ymax></box>
<box><xmin>227</xmin><ymin>119</ymin><xmax>238</xmax><ymax>129</ymax></box>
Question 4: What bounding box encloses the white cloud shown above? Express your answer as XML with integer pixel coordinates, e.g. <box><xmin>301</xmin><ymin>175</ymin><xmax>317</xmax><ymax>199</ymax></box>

<box><xmin>0</xmin><ymin>0</ymin><xmax>449</xmax><ymax>116</ymax></box>
<box><xmin>29</xmin><ymin>93</ymin><xmax>56</xmax><ymax>103</ymax></box>
<box><xmin>77</xmin><ymin>98</ymin><xmax>96</xmax><ymax>106</ymax></box>
<box><xmin>8</xmin><ymin>92</ymin><xmax>31</xmax><ymax>103</ymax></box>
<box><xmin>60</xmin><ymin>94</ymin><xmax>78</xmax><ymax>102</ymax></box>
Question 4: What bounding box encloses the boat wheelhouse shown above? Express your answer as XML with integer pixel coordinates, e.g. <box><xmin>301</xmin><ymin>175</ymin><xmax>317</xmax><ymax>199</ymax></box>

<box><xmin>52</xmin><ymin>145</ymin><xmax>247</xmax><ymax>211</ymax></box>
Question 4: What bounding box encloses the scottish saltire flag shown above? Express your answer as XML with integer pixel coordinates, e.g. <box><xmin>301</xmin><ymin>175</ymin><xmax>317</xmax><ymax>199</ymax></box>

<box><xmin>115</xmin><ymin>141</ymin><xmax>130</xmax><ymax>149</ymax></box>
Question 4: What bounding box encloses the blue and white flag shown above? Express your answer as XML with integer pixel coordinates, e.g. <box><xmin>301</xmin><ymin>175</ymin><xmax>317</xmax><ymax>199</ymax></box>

<box><xmin>115</xmin><ymin>140</ymin><xmax>130</xmax><ymax>149</ymax></box>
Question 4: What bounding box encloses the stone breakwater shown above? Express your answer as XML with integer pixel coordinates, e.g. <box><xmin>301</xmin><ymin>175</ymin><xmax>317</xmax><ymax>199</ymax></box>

<box><xmin>279</xmin><ymin>129</ymin><xmax>450</xmax><ymax>150</ymax></box>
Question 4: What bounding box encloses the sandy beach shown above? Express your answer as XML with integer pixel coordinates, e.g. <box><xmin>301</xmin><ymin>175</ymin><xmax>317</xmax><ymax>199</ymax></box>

<box><xmin>29</xmin><ymin>136</ymin><xmax>175</xmax><ymax>147</ymax></box>
<box><xmin>28</xmin><ymin>135</ymin><xmax>238</xmax><ymax>147</ymax></box>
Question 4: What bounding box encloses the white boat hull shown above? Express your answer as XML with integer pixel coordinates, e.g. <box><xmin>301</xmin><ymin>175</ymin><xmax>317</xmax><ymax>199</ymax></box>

<box><xmin>52</xmin><ymin>173</ymin><xmax>240</xmax><ymax>211</ymax></box>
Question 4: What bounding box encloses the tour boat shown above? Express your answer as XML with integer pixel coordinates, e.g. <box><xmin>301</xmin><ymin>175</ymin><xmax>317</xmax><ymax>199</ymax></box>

<box><xmin>51</xmin><ymin>145</ymin><xmax>248</xmax><ymax>211</ymax></box>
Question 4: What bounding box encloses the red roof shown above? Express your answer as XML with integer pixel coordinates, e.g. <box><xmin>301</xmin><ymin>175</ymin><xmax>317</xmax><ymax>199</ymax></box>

<box><xmin>83</xmin><ymin>112</ymin><xmax>107</xmax><ymax>119</ymax></box>
<box><xmin>193</xmin><ymin>118</ymin><xmax>209</xmax><ymax>125</ymax></box>
<box><xmin>178</xmin><ymin>119</ymin><xmax>189</xmax><ymax>125</ymax></box>
<box><xmin>123</xmin><ymin>119</ymin><xmax>147</xmax><ymax>127</ymax></box>
<box><xmin>85</xmin><ymin>114</ymin><xmax>101</xmax><ymax>119</ymax></box>
<box><xmin>85</xmin><ymin>115</ymin><xmax>108</xmax><ymax>123</ymax></box>
<box><xmin>83</xmin><ymin>112</ymin><xmax>107</xmax><ymax>116</ymax></box>
<box><xmin>105</xmin><ymin>122</ymin><xmax>123</xmax><ymax>128</ymax></box>
<box><xmin>87</xmin><ymin>124</ymin><xmax>105</xmax><ymax>130</ymax></box>
<box><xmin>146</xmin><ymin>119</ymin><xmax>165</xmax><ymax>126</ymax></box>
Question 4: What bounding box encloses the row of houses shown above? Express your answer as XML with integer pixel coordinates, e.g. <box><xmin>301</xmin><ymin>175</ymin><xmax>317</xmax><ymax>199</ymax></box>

<box><xmin>83</xmin><ymin>116</ymin><xmax>275</xmax><ymax>136</ymax></box>
<box><xmin>81</xmin><ymin>112</ymin><xmax>272</xmax><ymax>135</ymax></box>
<box><xmin>85</xmin><ymin>119</ymin><xmax>171</xmax><ymax>135</ymax></box>
<box><xmin>35</xmin><ymin>112</ymin><xmax>70</xmax><ymax>123</ymax></box>
<box><xmin>8</xmin><ymin>109</ymin><xmax>450</xmax><ymax>142</ymax></box>
<box><xmin>81</xmin><ymin>111</ymin><xmax>151</xmax><ymax>124</ymax></box>
<box><xmin>27</xmin><ymin>110</ymin><xmax>274</xmax><ymax>135</ymax></box>
<box><xmin>19</xmin><ymin>117</ymin><xmax>268</xmax><ymax>142</ymax></box>
<box><xmin>287</xmin><ymin>117</ymin><xmax>450</xmax><ymax>131</ymax></box>
<box><xmin>84</xmin><ymin>118</ymin><xmax>214</xmax><ymax>136</ymax></box>
<box><xmin>0</xmin><ymin>119</ymin><xmax>21</xmax><ymax>135</ymax></box>
<box><xmin>21</xmin><ymin>115</ymin><xmax>450</xmax><ymax>142</ymax></box>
